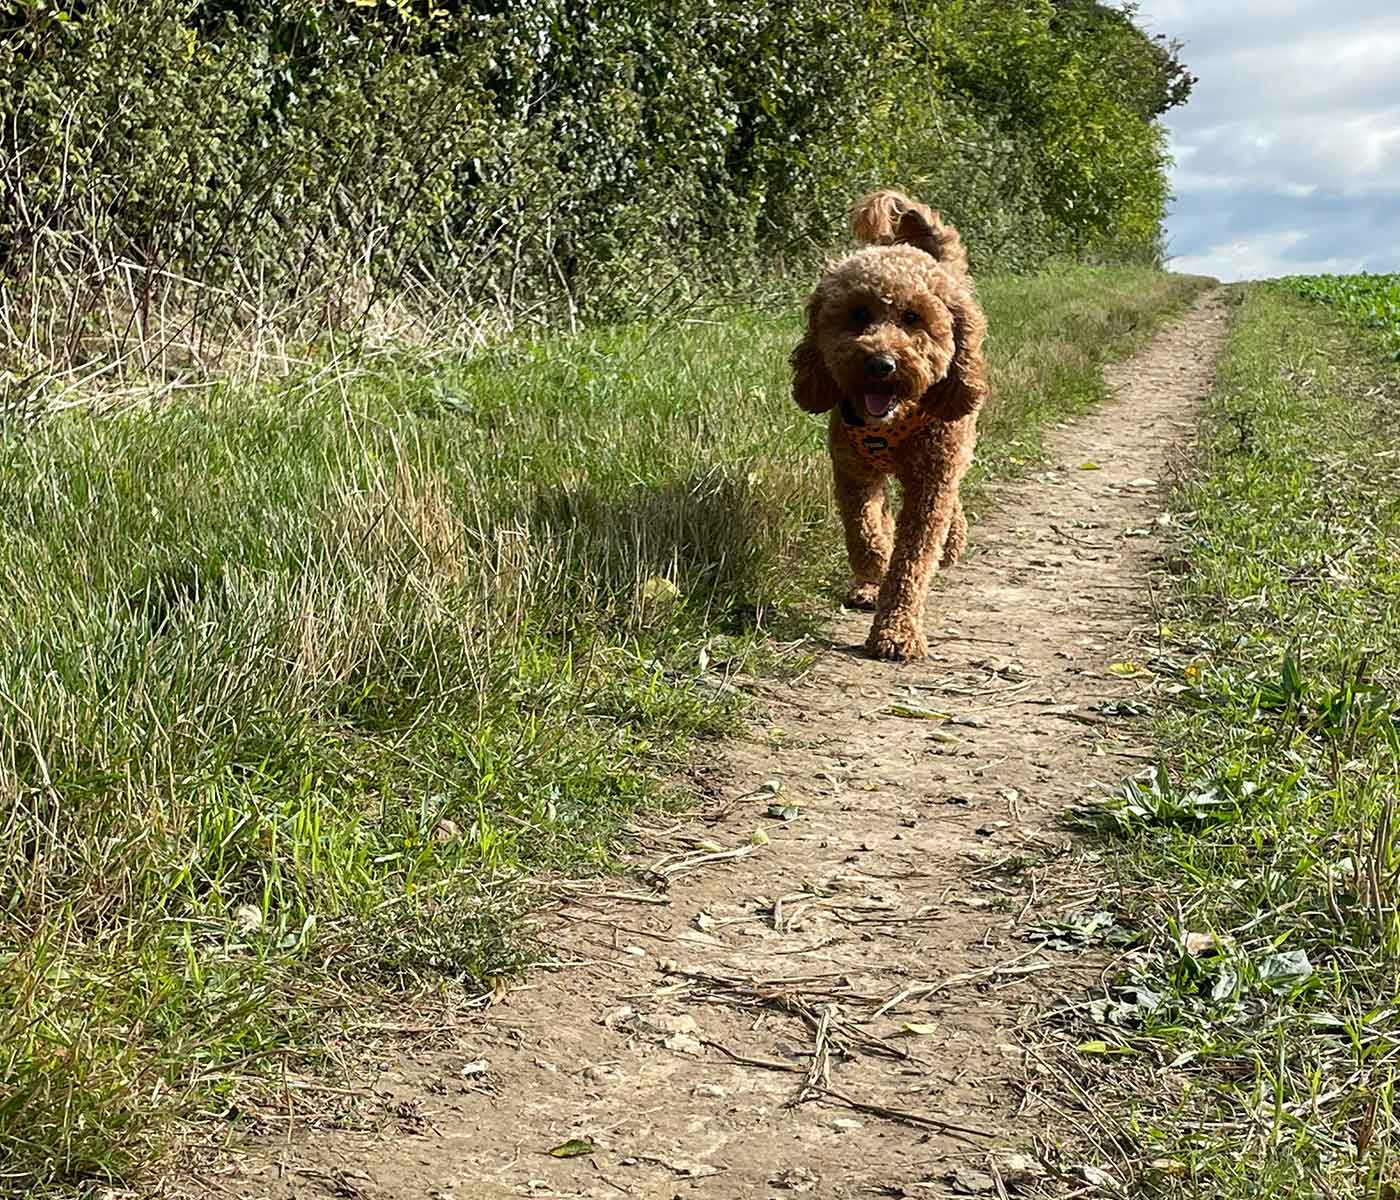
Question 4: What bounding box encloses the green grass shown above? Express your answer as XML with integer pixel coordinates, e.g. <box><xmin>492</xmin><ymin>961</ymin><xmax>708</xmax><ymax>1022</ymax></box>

<box><xmin>1070</xmin><ymin>281</ymin><xmax>1400</xmax><ymax>1196</ymax></box>
<box><xmin>0</xmin><ymin>264</ymin><xmax>1209</xmax><ymax>1197</ymax></box>
<box><xmin>1280</xmin><ymin>273</ymin><xmax>1400</xmax><ymax>360</ymax></box>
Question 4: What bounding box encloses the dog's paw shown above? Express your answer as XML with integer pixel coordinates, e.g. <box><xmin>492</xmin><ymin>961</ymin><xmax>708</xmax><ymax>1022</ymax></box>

<box><xmin>865</xmin><ymin>621</ymin><xmax>928</xmax><ymax>662</ymax></box>
<box><xmin>845</xmin><ymin>581</ymin><xmax>881</xmax><ymax>610</ymax></box>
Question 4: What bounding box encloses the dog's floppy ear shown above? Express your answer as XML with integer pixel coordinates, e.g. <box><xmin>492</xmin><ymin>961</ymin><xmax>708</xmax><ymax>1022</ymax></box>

<box><xmin>923</xmin><ymin>285</ymin><xmax>988</xmax><ymax>422</ymax></box>
<box><xmin>790</xmin><ymin>292</ymin><xmax>839</xmax><ymax>414</ymax></box>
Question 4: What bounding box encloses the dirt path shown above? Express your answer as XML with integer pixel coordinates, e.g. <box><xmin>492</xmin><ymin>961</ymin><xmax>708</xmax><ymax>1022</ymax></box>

<box><xmin>202</xmin><ymin>290</ymin><xmax>1228</xmax><ymax>1200</ymax></box>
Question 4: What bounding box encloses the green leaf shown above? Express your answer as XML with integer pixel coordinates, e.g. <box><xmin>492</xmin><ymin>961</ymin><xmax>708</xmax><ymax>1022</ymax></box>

<box><xmin>548</xmin><ymin>1139</ymin><xmax>596</xmax><ymax>1158</ymax></box>
<box><xmin>1077</xmin><ymin>1040</ymin><xmax>1134</xmax><ymax>1055</ymax></box>
<box><xmin>885</xmin><ymin>703</ymin><xmax>952</xmax><ymax>720</ymax></box>
<box><xmin>1257</xmin><ymin>949</ymin><xmax>1313</xmax><ymax>992</ymax></box>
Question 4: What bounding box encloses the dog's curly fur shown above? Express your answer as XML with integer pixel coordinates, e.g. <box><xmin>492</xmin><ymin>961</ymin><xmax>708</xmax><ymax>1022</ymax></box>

<box><xmin>791</xmin><ymin>190</ymin><xmax>988</xmax><ymax>661</ymax></box>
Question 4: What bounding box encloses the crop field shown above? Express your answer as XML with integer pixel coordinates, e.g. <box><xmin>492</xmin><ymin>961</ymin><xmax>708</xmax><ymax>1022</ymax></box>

<box><xmin>1282</xmin><ymin>273</ymin><xmax>1400</xmax><ymax>358</ymax></box>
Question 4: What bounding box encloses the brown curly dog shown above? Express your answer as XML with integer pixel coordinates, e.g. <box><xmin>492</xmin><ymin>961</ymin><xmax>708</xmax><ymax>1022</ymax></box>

<box><xmin>791</xmin><ymin>190</ymin><xmax>988</xmax><ymax>661</ymax></box>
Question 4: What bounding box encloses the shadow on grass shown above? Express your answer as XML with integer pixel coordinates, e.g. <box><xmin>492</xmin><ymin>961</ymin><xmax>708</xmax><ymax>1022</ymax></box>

<box><xmin>529</xmin><ymin>470</ymin><xmax>825</xmax><ymax>638</ymax></box>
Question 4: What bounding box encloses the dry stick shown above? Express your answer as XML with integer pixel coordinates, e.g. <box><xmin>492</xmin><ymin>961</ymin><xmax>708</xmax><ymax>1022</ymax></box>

<box><xmin>855</xmin><ymin>1022</ymin><xmax>920</xmax><ymax>1063</ymax></box>
<box><xmin>1019</xmin><ymin>868</ymin><xmax>1041</xmax><ymax>929</ymax></box>
<box><xmin>990</xmin><ymin>1156</ymin><xmax>1012</xmax><ymax>1200</ymax></box>
<box><xmin>792</xmin><ymin>1004</ymin><xmax>836</xmax><ymax>1106</ymax></box>
<box><xmin>651</xmin><ymin>843</ymin><xmax>759</xmax><ymax>880</ymax></box>
<box><xmin>548</xmin><ymin>883</ymin><xmax>671</xmax><ymax>906</ymax></box>
<box><xmin>590</xmin><ymin>1166</ymin><xmax>631</xmax><ymax>1196</ymax></box>
<box><xmin>771</xmin><ymin>892</ymin><xmax>819</xmax><ymax>932</ymax></box>
<box><xmin>873</xmin><ymin>950</ymin><xmax>1043</xmax><ymax>1018</ymax></box>
<box><xmin>668</xmin><ymin>967</ymin><xmax>904</xmax><ymax>1065</ymax></box>
<box><xmin>806</xmin><ymin>1085</ymin><xmax>994</xmax><ymax>1147</ymax></box>
<box><xmin>662</xmin><ymin>964</ymin><xmax>851</xmax><ymax>989</ymax></box>
<box><xmin>1050</xmin><ymin>523</ymin><xmax>1115</xmax><ymax>549</ymax></box>
<box><xmin>770</xmin><ymin>936</ymin><xmax>841</xmax><ymax>957</ymax></box>
<box><xmin>701</xmin><ymin>1038</ymin><xmax>804</xmax><ymax>1075</ymax></box>
<box><xmin>1022</xmin><ymin>1044</ymin><xmax>1135</xmax><ymax>1162</ymax></box>
<box><xmin>624</xmin><ymin>1155</ymin><xmax>724</xmax><ymax>1181</ymax></box>
<box><xmin>561</xmin><ymin>912</ymin><xmax>678</xmax><ymax>944</ymax></box>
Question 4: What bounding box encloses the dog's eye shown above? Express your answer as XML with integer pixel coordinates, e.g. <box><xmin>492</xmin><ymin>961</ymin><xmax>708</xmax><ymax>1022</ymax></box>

<box><xmin>901</xmin><ymin>309</ymin><xmax>921</xmax><ymax>328</ymax></box>
<box><xmin>850</xmin><ymin>306</ymin><xmax>871</xmax><ymax>328</ymax></box>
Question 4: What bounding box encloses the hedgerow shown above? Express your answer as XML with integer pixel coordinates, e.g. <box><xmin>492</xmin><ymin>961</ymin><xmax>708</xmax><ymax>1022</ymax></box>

<box><xmin>0</xmin><ymin>0</ymin><xmax>1191</xmax><ymax>374</ymax></box>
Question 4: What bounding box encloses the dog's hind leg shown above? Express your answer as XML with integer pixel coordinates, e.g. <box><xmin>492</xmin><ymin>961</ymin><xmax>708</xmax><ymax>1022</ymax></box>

<box><xmin>939</xmin><ymin>497</ymin><xmax>967</xmax><ymax>569</ymax></box>
<box><xmin>833</xmin><ymin>458</ymin><xmax>893</xmax><ymax>610</ymax></box>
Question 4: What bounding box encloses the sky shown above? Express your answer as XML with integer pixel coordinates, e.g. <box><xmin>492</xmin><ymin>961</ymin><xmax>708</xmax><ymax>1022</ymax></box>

<box><xmin>1138</xmin><ymin>1</ymin><xmax>1400</xmax><ymax>281</ymax></box>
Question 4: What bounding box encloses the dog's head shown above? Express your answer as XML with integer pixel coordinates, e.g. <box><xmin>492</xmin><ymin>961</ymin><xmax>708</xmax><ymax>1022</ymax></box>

<box><xmin>791</xmin><ymin>245</ymin><xmax>986</xmax><ymax>427</ymax></box>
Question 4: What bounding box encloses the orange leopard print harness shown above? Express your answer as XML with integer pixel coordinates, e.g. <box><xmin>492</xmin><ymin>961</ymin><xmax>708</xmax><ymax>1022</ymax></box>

<box><xmin>839</xmin><ymin>396</ymin><xmax>933</xmax><ymax>472</ymax></box>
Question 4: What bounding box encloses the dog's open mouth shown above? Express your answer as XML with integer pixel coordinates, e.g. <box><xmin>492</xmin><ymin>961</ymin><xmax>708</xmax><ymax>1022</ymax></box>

<box><xmin>863</xmin><ymin>392</ymin><xmax>896</xmax><ymax>417</ymax></box>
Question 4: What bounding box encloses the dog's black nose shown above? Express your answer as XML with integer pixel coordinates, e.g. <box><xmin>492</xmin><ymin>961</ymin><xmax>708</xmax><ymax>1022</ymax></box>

<box><xmin>865</xmin><ymin>354</ymin><xmax>896</xmax><ymax>380</ymax></box>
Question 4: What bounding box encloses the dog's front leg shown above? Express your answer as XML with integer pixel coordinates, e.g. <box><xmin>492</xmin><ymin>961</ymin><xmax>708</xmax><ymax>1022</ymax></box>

<box><xmin>833</xmin><ymin>458</ymin><xmax>894</xmax><ymax>610</ymax></box>
<box><xmin>866</xmin><ymin>455</ymin><xmax>966</xmax><ymax>662</ymax></box>
<box><xmin>828</xmin><ymin>423</ymin><xmax>895</xmax><ymax>609</ymax></box>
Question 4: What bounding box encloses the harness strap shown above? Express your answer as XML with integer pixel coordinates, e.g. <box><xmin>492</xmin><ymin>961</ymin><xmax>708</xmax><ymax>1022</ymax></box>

<box><xmin>839</xmin><ymin>399</ymin><xmax>933</xmax><ymax>472</ymax></box>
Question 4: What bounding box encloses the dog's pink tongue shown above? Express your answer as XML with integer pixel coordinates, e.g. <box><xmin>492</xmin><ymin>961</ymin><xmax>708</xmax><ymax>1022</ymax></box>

<box><xmin>864</xmin><ymin>393</ymin><xmax>893</xmax><ymax>417</ymax></box>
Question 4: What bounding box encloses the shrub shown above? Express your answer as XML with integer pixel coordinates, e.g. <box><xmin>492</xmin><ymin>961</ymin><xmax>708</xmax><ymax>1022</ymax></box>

<box><xmin>0</xmin><ymin>0</ymin><xmax>1192</xmax><ymax>377</ymax></box>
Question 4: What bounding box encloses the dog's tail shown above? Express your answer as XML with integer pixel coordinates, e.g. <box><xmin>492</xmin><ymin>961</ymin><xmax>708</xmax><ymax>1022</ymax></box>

<box><xmin>850</xmin><ymin>189</ymin><xmax>968</xmax><ymax>279</ymax></box>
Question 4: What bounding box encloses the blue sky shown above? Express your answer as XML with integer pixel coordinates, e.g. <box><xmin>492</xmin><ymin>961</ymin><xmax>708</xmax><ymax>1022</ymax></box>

<box><xmin>1139</xmin><ymin>1</ymin><xmax>1400</xmax><ymax>281</ymax></box>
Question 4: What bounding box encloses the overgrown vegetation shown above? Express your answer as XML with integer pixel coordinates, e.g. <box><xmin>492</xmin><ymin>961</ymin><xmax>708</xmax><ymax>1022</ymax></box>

<box><xmin>0</xmin><ymin>0</ymin><xmax>1204</xmax><ymax>1189</ymax></box>
<box><xmin>1283</xmin><ymin>274</ymin><xmax>1400</xmax><ymax>359</ymax></box>
<box><xmin>0</xmin><ymin>266</ymin><xmax>1210</xmax><ymax>1196</ymax></box>
<box><xmin>1072</xmin><ymin>282</ymin><xmax>1400</xmax><ymax>1196</ymax></box>
<box><xmin>0</xmin><ymin>0</ymin><xmax>1191</xmax><ymax>393</ymax></box>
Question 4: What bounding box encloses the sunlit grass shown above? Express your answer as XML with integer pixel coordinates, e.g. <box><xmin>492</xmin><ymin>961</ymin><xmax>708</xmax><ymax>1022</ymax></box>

<box><xmin>1071</xmin><ymin>282</ymin><xmax>1400</xmax><ymax>1197</ymax></box>
<box><xmin>0</xmin><ymin>265</ymin><xmax>1210</xmax><ymax>1196</ymax></box>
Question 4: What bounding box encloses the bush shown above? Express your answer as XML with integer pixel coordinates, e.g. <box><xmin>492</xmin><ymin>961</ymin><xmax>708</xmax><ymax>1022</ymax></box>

<box><xmin>0</xmin><ymin>0</ymin><xmax>1191</xmax><ymax>375</ymax></box>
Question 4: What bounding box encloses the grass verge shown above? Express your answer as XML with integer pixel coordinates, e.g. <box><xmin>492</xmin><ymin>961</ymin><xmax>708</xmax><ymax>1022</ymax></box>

<box><xmin>1067</xmin><ymin>280</ymin><xmax>1400</xmax><ymax>1197</ymax></box>
<box><xmin>0</xmin><ymin>264</ymin><xmax>1209</xmax><ymax>1196</ymax></box>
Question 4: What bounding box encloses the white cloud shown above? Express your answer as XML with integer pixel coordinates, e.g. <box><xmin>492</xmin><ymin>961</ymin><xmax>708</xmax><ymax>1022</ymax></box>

<box><xmin>1140</xmin><ymin>1</ymin><xmax>1400</xmax><ymax>279</ymax></box>
<box><xmin>1169</xmin><ymin>231</ymin><xmax>1367</xmax><ymax>283</ymax></box>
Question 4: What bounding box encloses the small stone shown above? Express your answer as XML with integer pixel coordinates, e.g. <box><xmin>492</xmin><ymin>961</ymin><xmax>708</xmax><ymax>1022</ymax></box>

<box><xmin>998</xmin><ymin>1153</ymin><xmax>1043</xmax><ymax>1185</ymax></box>
<box><xmin>663</xmin><ymin>1032</ymin><xmax>704</xmax><ymax>1056</ymax></box>
<box><xmin>948</xmin><ymin>1167</ymin><xmax>997</xmax><ymax>1194</ymax></box>
<box><xmin>649</xmin><ymin>1014</ymin><xmax>700</xmax><ymax>1036</ymax></box>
